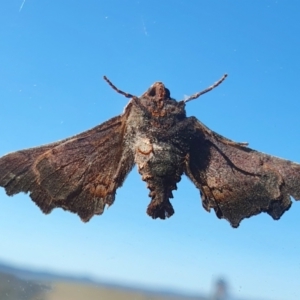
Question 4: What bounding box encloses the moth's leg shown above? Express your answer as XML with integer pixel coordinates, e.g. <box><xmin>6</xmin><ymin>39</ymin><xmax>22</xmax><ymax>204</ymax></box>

<box><xmin>167</xmin><ymin>116</ymin><xmax>248</xmax><ymax>148</ymax></box>
<box><xmin>191</xmin><ymin>118</ymin><xmax>248</xmax><ymax>147</ymax></box>
<box><xmin>200</xmin><ymin>120</ymin><xmax>248</xmax><ymax>147</ymax></box>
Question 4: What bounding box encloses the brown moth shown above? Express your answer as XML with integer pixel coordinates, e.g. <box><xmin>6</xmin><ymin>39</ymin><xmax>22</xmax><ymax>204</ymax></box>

<box><xmin>1</xmin><ymin>75</ymin><xmax>300</xmax><ymax>228</ymax></box>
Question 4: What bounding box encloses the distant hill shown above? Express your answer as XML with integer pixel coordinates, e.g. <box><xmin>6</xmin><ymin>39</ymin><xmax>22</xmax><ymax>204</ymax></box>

<box><xmin>0</xmin><ymin>261</ymin><xmax>95</xmax><ymax>283</ymax></box>
<box><xmin>0</xmin><ymin>261</ymin><xmax>270</xmax><ymax>300</ymax></box>
<box><xmin>0</xmin><ymin>271</ymin><xmax>48</xmax><ymax>300</ymax></box>
<box><xmin>0</xmin><ymin>261</ymin><xmax>206</xmax><ymax>300</ymax></box>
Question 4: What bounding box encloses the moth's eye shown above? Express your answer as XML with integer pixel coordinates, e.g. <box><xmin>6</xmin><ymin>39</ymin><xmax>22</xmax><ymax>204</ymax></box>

<box><xmin>147</xmin><ymin>86</ymin><xmax>170</xmax><ymax>98</ymax></box>
<box><xmin>164</xmin><ymin>88</ymin><xmax>170</xmax><ymax>98</ymax></box>
<box><xmin>148</xmin><ymin>87</ymin><xmax>156</xmax><ymax>97</ymax></box>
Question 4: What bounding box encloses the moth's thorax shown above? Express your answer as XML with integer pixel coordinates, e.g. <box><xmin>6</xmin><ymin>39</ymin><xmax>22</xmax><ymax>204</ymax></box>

<box><xmin>139</xmin><ymin>82</ymin><xmax>185</xmax><ymax>119</ymax></box>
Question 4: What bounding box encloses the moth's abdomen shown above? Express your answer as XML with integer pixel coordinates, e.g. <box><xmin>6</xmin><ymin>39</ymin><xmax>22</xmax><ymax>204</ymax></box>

<box><xmin>135</xmin><ymin>137</ymin><xmax>184</xmax><ymax>219</ymax></box>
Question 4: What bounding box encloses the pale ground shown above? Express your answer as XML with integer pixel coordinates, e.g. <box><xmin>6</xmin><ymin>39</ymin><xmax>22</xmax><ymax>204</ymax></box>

<box><xmin>43</xmin><ymin>281</ymin><xmax>198</xmax><ymax>300</ymax></box>
<box><xmin>0</xmin><ymin>271</ymin><xmax>203</xmax><ymax>300</ymax></box>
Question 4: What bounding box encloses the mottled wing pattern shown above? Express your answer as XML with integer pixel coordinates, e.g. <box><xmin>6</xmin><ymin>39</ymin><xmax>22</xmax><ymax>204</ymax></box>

<box><xmin>0</xmin><ymin>112</ymin><xmax>134</xmax><ymax>222</ymax></box>
<box><xmin>185</xmin><ymin>119</ymin><xmax>300</xmax><ymax>227</ymax></box>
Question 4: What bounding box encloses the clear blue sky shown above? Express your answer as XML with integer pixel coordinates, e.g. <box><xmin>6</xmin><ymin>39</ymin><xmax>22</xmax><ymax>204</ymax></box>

<box><xmin>1</xmin><ymin>1</ymin><xmax>300</xmax><ymax>299</ymax></box>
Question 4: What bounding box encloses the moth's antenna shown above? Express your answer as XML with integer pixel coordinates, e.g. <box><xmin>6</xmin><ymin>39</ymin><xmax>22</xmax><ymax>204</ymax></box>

<box><xmin>183</xmin><ymin>74</ymin><xmax>228</xmax><ymax>103</ymax></box>
<box><xmin>103</xmin><ymin>76</ymin><xmax>135</xmax><ymax>99</ymax></box>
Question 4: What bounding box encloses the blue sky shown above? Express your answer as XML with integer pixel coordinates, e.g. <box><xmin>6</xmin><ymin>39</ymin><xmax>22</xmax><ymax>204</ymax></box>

<box><xmin>1</xmin><ymin>1</ymin><xmax>300</xmax><ymax>299</ymax></box>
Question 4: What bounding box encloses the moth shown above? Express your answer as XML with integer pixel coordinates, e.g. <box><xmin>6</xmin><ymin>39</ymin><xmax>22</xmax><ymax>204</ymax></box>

<box><xmin>0</xmin><ymin>75</ymin><xmax>300</xmax><ymax>228</ymax></box>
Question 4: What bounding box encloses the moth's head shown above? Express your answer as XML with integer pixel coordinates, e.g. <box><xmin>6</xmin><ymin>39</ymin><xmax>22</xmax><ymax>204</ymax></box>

<box><xmin>139</xmin><ymin>82</ymin><xmax>186</xmax><ymax>118</ymax></box>
<box><xmin>103</xmin><ymin>74</ymin><xmax>228</xmax><ymax>106</ymax></box>
<box><xmin>142</xmin><ymin>82</ymin><xmax>171</xmax><ymax>101</ymax></box>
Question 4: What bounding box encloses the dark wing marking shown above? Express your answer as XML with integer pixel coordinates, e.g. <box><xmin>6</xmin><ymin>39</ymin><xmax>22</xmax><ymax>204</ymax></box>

<box><xmin>185</xmin><ymin>118</ymin><xmax>300</xmax><ymax>227</ymax></box>
<box><xmin>0</xmin><ymin>108</ymin><xmax>134</xmax><ymax>222</ymax></box>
